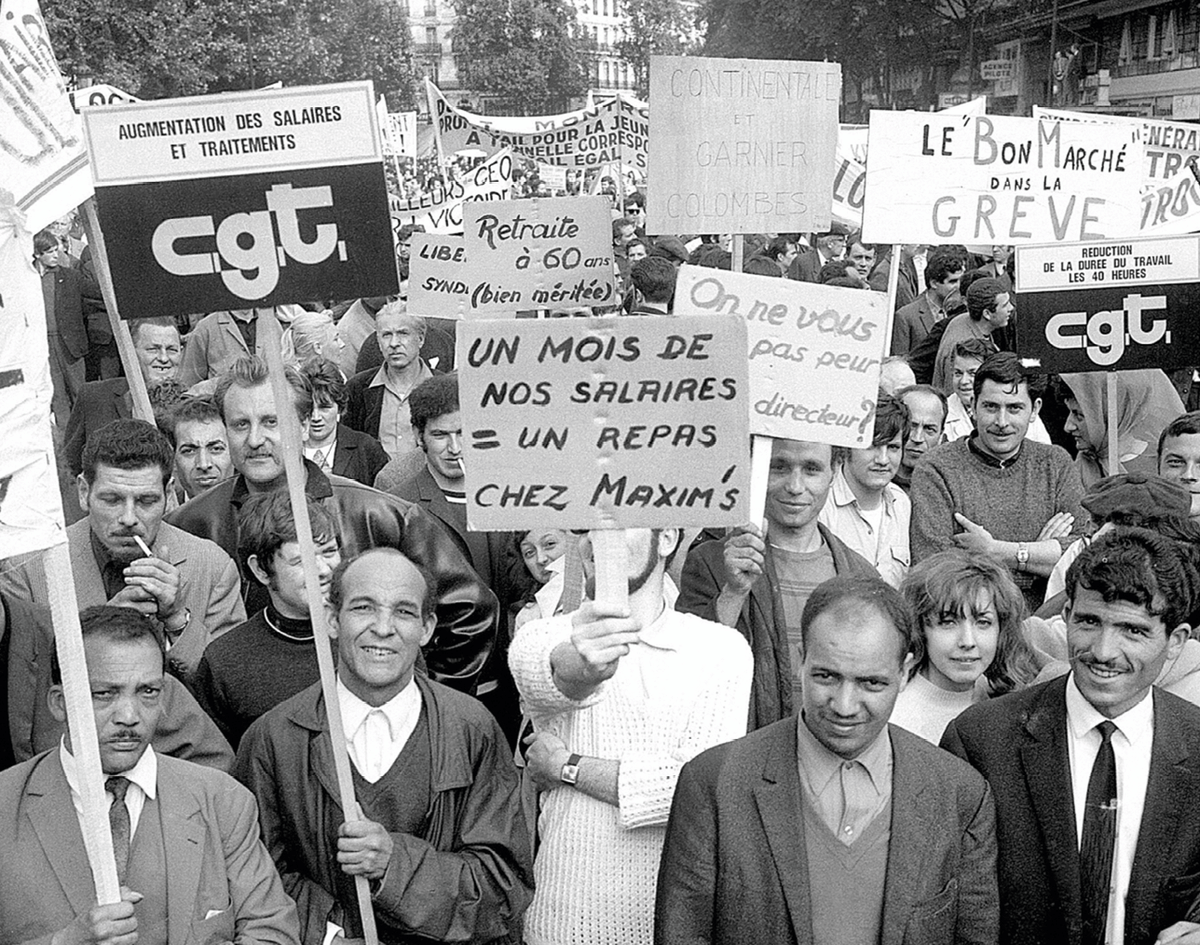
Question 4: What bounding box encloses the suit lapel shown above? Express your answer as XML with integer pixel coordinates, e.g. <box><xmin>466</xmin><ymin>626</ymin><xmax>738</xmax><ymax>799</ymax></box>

<box><xmin>159</xmin><ymin>761</ymin><xmax>205</xmax><ymax>945</ymax></box>
<box><xmin>1127</xmin><ymin>691</ymin><xmax>1199</xmax><ymax>937</ymax></box>
<box><xmin>68</xmin><ymin>522</ymin><xmax>110</xmax><ymax>607</ymax></box>
<box><xmin>219</xmin><ymin>312</ymin><xmax>249</xmax><ymax>355</ymax></box>
<box><xmin>753</xmin><ymin>721</ymin><xmax>812</xmax><ymax>945</ymax></box>
<box><xmin>880</xmin><ymin>731</ymin><xmax>939</xmax><ymax>945</ymax></box>
<box><xmin>25</xmin><ymin>754</ymin><xmax>97</xmax><ymax>915</ymax></box>
<box><xmin>308</xmin><ymin>710</ymin><xmax>346</xmax><ymax>811</ymax></box>
<box><xmin>1019</xmin><ymin>678</ymin><xmax>1083</xmax><ymax>938</ymax></box>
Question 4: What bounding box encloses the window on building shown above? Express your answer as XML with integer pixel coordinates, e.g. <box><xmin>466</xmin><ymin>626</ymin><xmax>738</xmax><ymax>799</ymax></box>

<box><xmin>1148</xmin><ymin>14</ymin><xmax>1158</xmax><ymax>59</ymax></box>
<box><xmin>592</xmin><ymin>0</ymin><xmax>598</xmax><ymax>14</ymax></box>
<box><xmin>1163</xmin><ymin>9</ymin><xmax>1178</xmax><ymax>58</ymax></box>
<box><xmin>613</xmin><ymin>0</ymin><xmax>619</xmax><ymax>16</ymax></box>
<box><xmin>424</xmin><ymin>0</ymin><xmax>436</xmax><ymax>14</ymax></box>
<box><xmin>603</xmin><ymin>0</ymin><xmax>608</xmax><ymax>15</ymax></box>
<box><xmin>1119</xmin><ymin>18</ymin><xmax>1132</xmax><ymax>64</ymax></box>
<box><xmin>426</xmin><ymin>26</ymin><xmax>438</xmax><ymax>45</ymax></box>
<box><xmin>603</xmin><ymin>60</ymin><xmax>610</xmax><ymax>85</ymax></box>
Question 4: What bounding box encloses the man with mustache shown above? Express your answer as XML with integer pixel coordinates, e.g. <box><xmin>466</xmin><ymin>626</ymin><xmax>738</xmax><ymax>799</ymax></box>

<box><xmin>167</xmin><ymin>356</ymin><xmax>496</xmax><ymax>694</ymax></box>
<box><xmin>509</xmin><ymin>528</ymin><xmax>752</xmax><ymax>945</ymax></box>
<box><xmin>943</xmin><ymin>529</ymin><xmax>1200</xmax><ymax>945</ymax></box>
<box><xmin>193</xmin><ymin>492</ymin><xmax>341</xmax><ymax>748</ymax></box>
<box><xmin>818</xmin><ymin>394</ymin><xmax>912</xmax><ymax>588</ymax></box>
<box><xmin>0</xmin><ymin>605</ymin><xmax>300</xmax><ymax>945</ymax></box>
<box><xmin>1</xmin><ymin>419</ymin><xmax>245</xmax><ymax>683</ymax></box>
<box><xmin>677</xmin><ymin>439</ymin><xmax>876</xmax><ymax>730</ymax></box>
<box><xmin>161</xmin><ymin>396</ymin><xmax>236</xmax><ymax>501</ymax></box>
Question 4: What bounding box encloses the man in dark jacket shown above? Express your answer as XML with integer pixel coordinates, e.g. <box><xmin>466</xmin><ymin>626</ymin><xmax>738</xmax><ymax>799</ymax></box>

<box><xmin>233</xmin><ymin>547</ymin><xmax>534</xmax><ymax>945</ymax></box>
<box><xmin>676</xmin><ymin>439</ymin><xmax>876</xmax><ymax>729</ymax></box>
<box><xmin>166</xmin><ymin>356</ymin><xmax>497</xmax><ymax>694</ymax></box>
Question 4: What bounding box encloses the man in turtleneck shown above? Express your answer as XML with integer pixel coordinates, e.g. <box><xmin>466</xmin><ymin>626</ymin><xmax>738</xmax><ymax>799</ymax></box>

<box><xmin>192</xmin><ymin>491</ymin><xmax>341</xmax><ymax>748</ymax></box>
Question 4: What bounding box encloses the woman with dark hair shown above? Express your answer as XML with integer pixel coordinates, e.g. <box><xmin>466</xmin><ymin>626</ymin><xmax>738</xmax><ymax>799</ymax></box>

<box><xmin>891</xmin><ymin>549</ymin><xmax>1039</xmax><ymax>743</ymax></box>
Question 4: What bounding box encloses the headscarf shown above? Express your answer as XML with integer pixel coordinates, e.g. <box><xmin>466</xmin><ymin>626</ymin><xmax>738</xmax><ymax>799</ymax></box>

<box><xmin>1060</xmin><ymin>370</ymin><xmax>1184</xmax><ymax>487</ymax></box>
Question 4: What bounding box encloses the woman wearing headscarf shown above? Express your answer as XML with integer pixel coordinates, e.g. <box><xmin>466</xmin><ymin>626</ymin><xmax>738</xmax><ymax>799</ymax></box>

<box><xmin>1059</xmin><ymin>369</ymin><xmax>1184</xmax><ymax>487</ymax></box>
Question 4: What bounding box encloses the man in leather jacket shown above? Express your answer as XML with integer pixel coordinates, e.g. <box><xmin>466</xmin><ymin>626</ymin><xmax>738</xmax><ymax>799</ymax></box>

<box><xmin>167</xmin><ymin>357</ymin><xmax>496</xmax><ymax>694</ymax></box>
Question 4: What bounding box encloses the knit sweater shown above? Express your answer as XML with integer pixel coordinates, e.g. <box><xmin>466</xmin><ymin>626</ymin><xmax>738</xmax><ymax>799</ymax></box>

<box><xmin>909</xmin><ymin>436</ymin><xmax>1086</xmax><ymax>606</ymax></box>
<box><xmin>889</xmin><ymin>672</ymin><xmax>990</xmax><ymax>745</ymax></box>
<box><xmin>508</xmin><ymin>605</ymin><xmax>752</xmax><ymax>945</ymax></box>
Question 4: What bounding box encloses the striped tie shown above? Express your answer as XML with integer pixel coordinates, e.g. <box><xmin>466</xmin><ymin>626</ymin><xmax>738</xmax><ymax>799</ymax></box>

<box><xmin>1080</xmin><ymin>721</ymin><xmax>1118</xmax><ymax>945</ymax></box>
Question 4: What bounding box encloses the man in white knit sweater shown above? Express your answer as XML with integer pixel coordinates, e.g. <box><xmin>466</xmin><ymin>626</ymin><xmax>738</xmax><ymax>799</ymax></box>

<box><xmin>509</xmin><ymin>527</ymin><xmax>753</xmax><ymax>945</ymax></box>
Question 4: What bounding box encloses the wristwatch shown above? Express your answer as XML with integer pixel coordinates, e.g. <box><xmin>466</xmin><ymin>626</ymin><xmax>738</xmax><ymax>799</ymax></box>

<box><xmin>560</xmin><ymin>753</ymin><xmax>582</xmax><ymax>786</ymax></box>
<box><xmin>1016</xmin><ymin>543</ymin><xmax>1030</xmax><ymax>572</ymax></box>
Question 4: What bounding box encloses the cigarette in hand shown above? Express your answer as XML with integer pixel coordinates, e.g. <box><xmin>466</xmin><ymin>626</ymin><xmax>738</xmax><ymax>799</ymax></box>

<box><xmin>133</xmin><ymin>535</ymin><xmax>153</xmax><ymax>558</ymax></box>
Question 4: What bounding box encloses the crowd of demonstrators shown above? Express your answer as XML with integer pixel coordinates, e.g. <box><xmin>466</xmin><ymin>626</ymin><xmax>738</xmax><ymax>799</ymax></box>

<box><xmin>14</xmin><ymin>203</ymin><xmax>1200</xmax><ymax>945</ymax></box>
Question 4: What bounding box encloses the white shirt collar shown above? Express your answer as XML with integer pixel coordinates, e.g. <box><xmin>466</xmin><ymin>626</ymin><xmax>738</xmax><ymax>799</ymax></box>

<box><xmin>335</xmin><ymin>676</ymin><xmax>420</xmax><ymax>741</ymax></box>
<box><xmin>1065</xmin><ymin>672</ymin><xmax>1154</xmax><ymax>746</ymax></box>
<box><xmin>60</xmin><ymin>738</ymin><xmax>158</xmax><ymax>799</ymax></box>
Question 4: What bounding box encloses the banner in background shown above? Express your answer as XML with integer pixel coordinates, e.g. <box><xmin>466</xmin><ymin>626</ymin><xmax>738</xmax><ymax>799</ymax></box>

<box><xmin>389</xmin><ymin>149</ymin><xmax>513</xmax><ymax>236</ymax></box>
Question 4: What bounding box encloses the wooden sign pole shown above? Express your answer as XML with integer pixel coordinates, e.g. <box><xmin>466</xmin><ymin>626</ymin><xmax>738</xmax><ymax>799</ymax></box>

<box><xmin>258</xmin><ymin>314</ymin><xmax>380</xmax><ymax>945</ymax></box>
<box><xmin>559</xmin><ymin>533</ymin><xmax>585</xmax><ymax>616</ymax></box>
<box><xmin>1107</xmin><ymin>371</ymin><xmax>1120</xmax><ymax>476</ymax></box>
<box><xmin>78</xmin><ymin>199</ymin><xmax>154</xmax><ymax>423</ymax></box>
<box><xmin>590</xmin><ymin>530</ymin><xmax>629</xmax><ymax>610</ymax></box>
<box><xmin>882</xmin><ymin>244</ymin><xmax>902</xmax><ymax>357</ymax></box>
<box><xmin>45</xmin><ymin>542</ymin><xmax>122</xmax><ymax>905</ymax></box>
<box><xmin>733</xmin><ymin>233</ymin><xmax>772</xmax><ymax>531</ymax></box>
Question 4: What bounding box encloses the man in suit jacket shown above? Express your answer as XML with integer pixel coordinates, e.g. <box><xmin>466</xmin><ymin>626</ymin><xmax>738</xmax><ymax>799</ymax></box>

<box><xmin>890</xmin><ymin>250</ymin><xmax>966</xmax><ymax>357</ymax></box>
<box><xmin>0</xmin><ymin>419</ymin><xmax>245</xmax><ymax>682</ymax></box>
<box><xmin>943</xmin><ymin>527</ymin><xmax>1200</xmax><ymax>945</ymax></box>
<box><xmin>870</xmin><ymin>244</ymin><xmax>925</xmax><ymax>312</ymax></box>
<box><xmin>63</xmin><ymin>317</ymin><xmax>185</xmax><ymax>477</ymax></box>
<box><xmin>786</xmin><ymin>224</ymin><xmax>850</xmax><ymax>283</ymax></box>
<box><xmin>657</xmin><ymin>574</ymin><xmax>998</xmax><ymax>945</ymax></box>
<box><xmin>179</xmin><ymin>307</ymin><xmax>299</xmax><ymax>390</ymax></box>
<box><xmin>300</xmin><ymin>360</ymin><xmax>389</xmax><ymax>486</ymax></box>
<box><xmin>0</xmin><ymin>605</ymin><xmax>298</xmax><ymax>945</ymax></box>
<box><xmin>343</xmin><ymin>303</ymin><xmax>434</xmax><ymax>461</ymax></box>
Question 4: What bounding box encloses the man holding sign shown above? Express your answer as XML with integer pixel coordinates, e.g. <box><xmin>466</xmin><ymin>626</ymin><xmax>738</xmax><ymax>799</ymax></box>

<box><xmin>677</xmin><ymin>439</ymin><xmax>876</xmax><ymax>730</ymax></box>
<box><xmin>0</xmin><ymin>606</ymin><xmax>299</xmax><ymax>945</ymax></box>
<box><xmin>509</xmin><ymin>527</ymin><xmax>752</xmax><ymax>945</ymax></box>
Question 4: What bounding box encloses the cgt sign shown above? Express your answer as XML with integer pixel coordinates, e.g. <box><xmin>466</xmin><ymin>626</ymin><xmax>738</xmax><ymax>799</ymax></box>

<box><xmin>82</xmin><ymin>81</ymin><xmax>397</xmax><ymax>319</ymax></box>
<box><xmin>1016</xmin><ymin>237</ymin><xmax>1200</xmax><ymax>372</ymax></box>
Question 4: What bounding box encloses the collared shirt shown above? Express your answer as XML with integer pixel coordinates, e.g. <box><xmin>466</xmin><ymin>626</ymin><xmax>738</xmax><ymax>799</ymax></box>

<box><xmin>796</xmin><ymin>712</ymin><xmax>893</xmax><ymax>846</ymax></box>
<box><xmin>89</xmin><ymin>529</ymin><xmax>129</xmax><ymax>601</ymax></box>
<box><xmin>923</xmin><ymin>287</ymin><xmax>946</xmax><ymax>321</ymax></box>
<box><xmin>1065</xmin><ymin>674</ymin><xmax>1154</xmax><ymax>945</ymax></box>
<box><xmin>371</xmin><ymin>361</ymin><xmax>433</xmax><ymax>459</ymax></box>
<box><xmin>944</xmin><ymin>395</ymin><xmax>974</xmax><ymax>444</ymax></box>
<box><xmin>305</xmin><ymin>438</ymin><xmax>337</xmax><ymax>473</ymax></box>
<box><xmin>818</xmin><ymin>469</ymin><xmax>911</xmax><ymax>587</ymax></box>
<box><xmin>60</xmin><ymin>740</ymin><xmax>158</xmax><ymax>838</ymax></box>
<box><xmin>967</xmin><ymin>430</ymin><xmax>1025</xmax><ymax>470</ymax></box>
<box><xmin>230</xmin><ymin>308</ymin><xmax>257</xmax><ymax>353</ymax></box>
<box><xmin>335</xmin><ymin>676</ymin><xmax>422</xmax><ymax>783</ymax></box>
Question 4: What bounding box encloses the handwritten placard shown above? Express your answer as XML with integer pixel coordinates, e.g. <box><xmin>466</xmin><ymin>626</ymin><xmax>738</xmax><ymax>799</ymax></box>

<box><xmin>647</xmin><ymin>55</ymin><xmax>840</xmax><ymax>233</ymax></box>
<box><xmin>862</xmin><ymin>111</ymin><xmax>1145</xmax><ymax>245</ymax></box>
<box><xmin>457</xmin><ymin>315</ymin><xmax>750</xmax><ymax>529</ymax></box>
<box><xmin>674</xmin><ymin>265</ymin><xmax>888</xmax><ymax>447</ymax></box>
<box><xmin>408</xmin><ymin>233</ymin><xmax>468</xmax><ymax>318</ymax></box>
<box><xmin>390</xmin><ymin>149</ymin><xmax>513</xmax><ymax>236</ymax></box>
<box><xmin>461</xmin><ymin>195</ymin><xmax>615</xmax><ymax>315</ymax></box>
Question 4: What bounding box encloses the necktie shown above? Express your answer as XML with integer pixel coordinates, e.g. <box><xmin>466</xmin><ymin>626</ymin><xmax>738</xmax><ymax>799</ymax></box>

<box><xmin>1080</xmin><ymin>721</ymin><xmax>1118</xmax><ymax>945</ymax></box>
<box><xmin>107</xmin><ymin>776</ymin><xmax>131</xmax><ymax>885</ymax></box>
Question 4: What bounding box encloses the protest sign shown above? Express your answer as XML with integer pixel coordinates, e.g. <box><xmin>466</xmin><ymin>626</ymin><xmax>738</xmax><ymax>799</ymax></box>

<box><xmin>384</xmin><ymin>110</ymin><xmax>417</xmax><ymax>159</ymax></box>
<box><xmin>862</xmin><ymin>111</ymin><xmax>1144</xmax><ymax>245</ymax></box>
<box><xmin>1036</xmin><ymin>106</ymin><xmax>1200</xmax><ymax>236</ymax></box>
<box><xmin>390</xmin><ymin>150</ymin><xmax>513</xmax><ymax>236</ymax></box>
<box><xmin>0</xmin><ymin>197</ymin><xmax>67</xmax><ymax>557</ymax></box>
<box><xmin>674</xmin><ymin>265</ymin><xmax>887</xmax><ymax>447</ymax></box>
<box><xmin>69</xmin><ymin>82</ymin><xmax>139</xmax><ymax>111</ymax></box>
<box><xmin>538</xmin><ymin>162</ymin><xmax>568</xmax><ymax>192</ymax></box>
<box><xmin>82</xmin><ymin>81</ymin><xmax>397</xmax><ymax>320</ymax></box>
<box><xmin>647</xmin><ymin>56</ymin><xmax>840</xmax><ymax>234</ymax></box>
<box><xmin>457</xmin><ymin>315</ymin><xmax>750</xmax><ymax>530</ymax></box>
<box><xmin>461</xmin><ymin>195</ymin><xmax>615</xmax><ymax>314</ymax></box>
<box><xmin>408</xmin><ymin>233</ymin><xmax>468</xmax><ymax>318</ymax></box>
<box><xmin>1014</xmin><ymin>236</ymin><xmax>1200</xmax><ymax>372</ymax></box>
<box><xmin>428</xmin><ymin>80</ymin><xmax>649</xmax><ymax>171</ymax></box>
<box><xmin>2</xmin><ymin>0</ymin><xmax>94</xmax><ymax>231</ymax></box>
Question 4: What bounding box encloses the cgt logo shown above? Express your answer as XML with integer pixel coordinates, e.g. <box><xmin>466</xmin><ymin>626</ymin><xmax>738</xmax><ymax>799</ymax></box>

<box><xmin>151</xmin><ymin>183</ymin><xmax>347</xmax><ymax>300</ymax></box>
<box><xmin>1045</xmin><ymin>293</ymin><xmax>1171</xmax><ymax>367</ymax></box>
